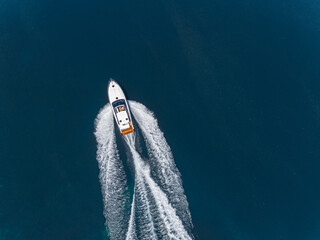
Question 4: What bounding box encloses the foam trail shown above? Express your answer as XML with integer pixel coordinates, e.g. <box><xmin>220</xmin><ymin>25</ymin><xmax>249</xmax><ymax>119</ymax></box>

<box><xmin>95</xmin><ymin>101</ymin><xmax>194</xmax><ymax>240</ymax></box>
<box><xmin>125</xmin><ymin>134</ymin><xmax>158</xmax><ymax>239</ymax></box>
<box><xmin>94</xmin><ymin>104</ymin><xmax>129</xmax><ymax>240</ymax></box>
<box><xmin>126</xmin><ymin>191</ymin><xmax>137</xmax><ymax>240</ymax></box>
<box><xmin>127</xmin><ymin>142</ymin><xmax>192</xmax><ymax>240</ymax></box>
<box><xmin>129</xmin><ymin>101</ymin><xmax>193</xmax><ymax>232</ymax></box>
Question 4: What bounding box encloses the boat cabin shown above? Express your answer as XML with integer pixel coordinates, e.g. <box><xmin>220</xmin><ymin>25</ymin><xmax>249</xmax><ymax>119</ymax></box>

<box><xmin>112</xmin><ymin>99</ymin><xmax>134</xmax><ymax>135</ymax></box>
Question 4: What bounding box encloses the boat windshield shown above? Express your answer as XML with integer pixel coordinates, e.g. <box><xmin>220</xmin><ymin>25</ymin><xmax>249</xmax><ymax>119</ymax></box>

<box><xmin>112</xmin><ymin>99</ymin><xmax>126</xmax><ymax>108</ymax></box>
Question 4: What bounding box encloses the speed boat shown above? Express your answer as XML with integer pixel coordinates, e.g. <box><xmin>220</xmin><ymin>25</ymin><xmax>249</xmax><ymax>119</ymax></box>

<box><xmin>108</xmin><ymin>79</ymin><xmax>134</xmax><ymax>135</ymax></box>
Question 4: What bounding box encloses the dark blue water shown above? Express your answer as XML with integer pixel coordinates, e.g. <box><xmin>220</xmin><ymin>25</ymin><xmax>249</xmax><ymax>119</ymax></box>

<box><xmin>1</xmin><ymin>0</ymin><xmax>320</xmax><ymax>239</ymax></box>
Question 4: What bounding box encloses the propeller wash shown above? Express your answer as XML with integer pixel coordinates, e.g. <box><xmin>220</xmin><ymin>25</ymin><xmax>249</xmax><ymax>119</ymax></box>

<box><xmin>94</xmin><ymin>100</ymin><xmax>194</xmax><ymax>239</ymax></box>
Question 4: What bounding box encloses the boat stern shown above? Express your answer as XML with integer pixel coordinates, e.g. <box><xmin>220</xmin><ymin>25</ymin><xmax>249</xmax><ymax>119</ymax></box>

<box><xmin>121</xmin><ymin>121</ymin><xmax>134</xmax><ymax>135</ymax></box>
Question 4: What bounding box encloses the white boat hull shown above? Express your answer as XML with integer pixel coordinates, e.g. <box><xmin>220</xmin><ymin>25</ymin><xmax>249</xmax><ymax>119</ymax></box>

<box><xmin>108</xmin><ymin>79</ymin><xmax>134</xmax><ymax>135</ymax></box>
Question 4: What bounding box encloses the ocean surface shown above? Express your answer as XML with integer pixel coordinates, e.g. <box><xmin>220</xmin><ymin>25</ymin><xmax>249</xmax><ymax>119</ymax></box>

<box><xmin>1</xmin><ymin>0</ymin><xmax>320</xmax><ymax>239</ymax></box>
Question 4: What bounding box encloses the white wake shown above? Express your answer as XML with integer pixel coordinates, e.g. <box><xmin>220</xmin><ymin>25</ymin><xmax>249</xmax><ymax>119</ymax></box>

<box><xmin>95</xmin><ymin>101</ymin><xmax>193</xmax><ymax>240</ymax></box>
